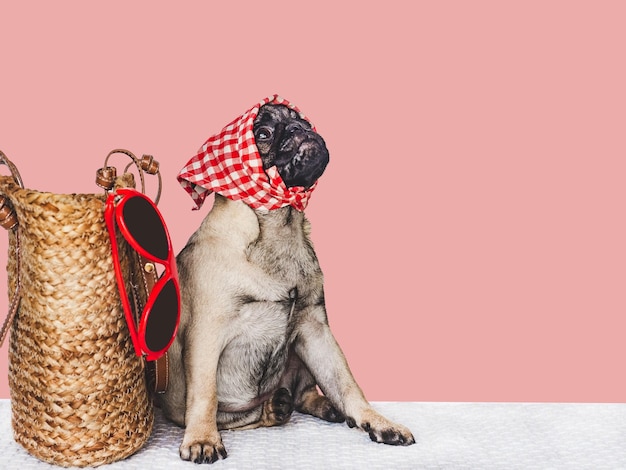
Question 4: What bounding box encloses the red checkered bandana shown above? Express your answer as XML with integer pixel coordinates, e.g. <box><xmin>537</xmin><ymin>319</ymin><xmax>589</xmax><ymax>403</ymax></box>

<box><xmin>178</xmin><ymin>95</ymin><xmax>318</xmax><ymax>212</ymax></box>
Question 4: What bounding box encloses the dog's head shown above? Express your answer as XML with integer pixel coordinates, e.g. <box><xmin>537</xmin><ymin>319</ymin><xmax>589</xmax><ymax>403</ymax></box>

<box><xmin>253</xmin><ymin>104</ymin><xmax>329</xmax><ymax>189</ymax></box>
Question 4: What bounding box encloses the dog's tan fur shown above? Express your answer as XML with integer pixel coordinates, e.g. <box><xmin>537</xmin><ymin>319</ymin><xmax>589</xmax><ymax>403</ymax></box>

<box><xmin>160</xmin><ymin>104</ymin><xmax>414</xmax><ymax>463</ymax></box>
<box><xmin>160</xmin><ymin>194</ymin><xmax>414</xmax><ymax>463</ymax></box>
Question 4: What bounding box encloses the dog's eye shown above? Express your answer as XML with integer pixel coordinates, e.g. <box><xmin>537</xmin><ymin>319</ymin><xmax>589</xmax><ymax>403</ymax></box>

<box><xmin>255</xmin><ymin>126</ymin><xmax>273</xmax><ymax>141</ymax></box>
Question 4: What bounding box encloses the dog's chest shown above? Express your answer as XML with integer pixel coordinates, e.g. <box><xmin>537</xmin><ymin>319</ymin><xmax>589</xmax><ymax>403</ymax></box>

<box><xmin>235</xmin><ymin>210</ymin><xmax>320</xmax><ymax>369</ymax></box>
<box><xmin>247</xmin><ymin>208</ymin><xmax>320</xmax><ymax>294</ymax></box>
<box><xmin>214</xmin><ymin>207</ymin><xmax>326</xmax><ymax>403</ymax></box>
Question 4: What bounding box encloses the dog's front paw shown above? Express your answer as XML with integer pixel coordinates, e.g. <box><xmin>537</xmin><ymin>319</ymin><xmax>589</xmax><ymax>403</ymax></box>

<box><xmin>363</xmin><ymin>420</ymin><xmax>415</xmax><ymax>446</ymax></box>
<box><xmin>179</xmin><ymin>433</ymin><xmax>227</xmax><ymax>464</ymax></box>
<box><xmin>346</xmin><ymin>409</ymin><xmax>415</xmax><ymax>446</ymax></box>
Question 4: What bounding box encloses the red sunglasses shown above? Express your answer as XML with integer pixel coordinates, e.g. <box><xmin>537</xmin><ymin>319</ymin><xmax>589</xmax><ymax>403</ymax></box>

<box><xmin>105</xmin><ymin>187</ymin><xmax>180</xmax><ymax>361</ymax></box>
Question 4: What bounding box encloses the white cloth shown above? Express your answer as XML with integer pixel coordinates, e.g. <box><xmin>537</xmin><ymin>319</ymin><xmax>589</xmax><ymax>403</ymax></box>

<box><xmin>0</xmin><ymin>400</ymin><xmax>624</xmax><ymax>469</ymax></box>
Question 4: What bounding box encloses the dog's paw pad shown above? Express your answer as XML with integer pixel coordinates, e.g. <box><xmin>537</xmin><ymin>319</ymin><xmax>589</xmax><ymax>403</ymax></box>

<box><xmin>321</xmin><ymin>403</ymin><xmax>344</xmax><ymax>423</ymax></box>
<box><xmin>180</xmin><ymin>441</ymin><xmax>227</xmax><ymax>464</ymax></box>
<box><xmin>353</xmin><ymin>409</ymin><xmax>416</xmax><ymax>446</ymax></box>
<box><xmin>367</xmin><ymin>425</ymin><xmax>416</xmax><ymax>446</ymax></box>
<box><xmin>269</xmin><ymin>387</ymin><xmax>294</xmax><ymax>423</ymax></box>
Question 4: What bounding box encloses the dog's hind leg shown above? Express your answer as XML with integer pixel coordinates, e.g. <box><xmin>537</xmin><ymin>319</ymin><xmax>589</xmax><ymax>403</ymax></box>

<box><xmin>223</xmin><ymin>388</ymin><xmax>295</xmax><ymax>431</ymax></box>
<box><xmin>295</xmin><ymin>384</ymin><xmax>345</xmax><ymax>423</ymax></box>
<box><xmin>259</xmin><ymin>387</ymin><xmax>295</xmax><ymax>426</ymax></box>
<box><xmin>283</xmin><ymin>351</ymin><xmax>345</xmax><ymax>423</ymax></box>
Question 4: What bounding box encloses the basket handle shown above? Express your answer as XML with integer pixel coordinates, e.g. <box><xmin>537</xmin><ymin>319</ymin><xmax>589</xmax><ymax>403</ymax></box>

<box><xmin>96</xmin><ymin>149</ymin><xmax>162</xmax><ymax>205</ymax></box>
<box><xmin>0</xmin><ymin>150</ymin><xmax>24</xmax><ymax>190</ymax></box>
<box><xmin>0</xmin><ymin>232</ymin><xmax>21</xmax><ymax>347</ymax></box>
<box><xmin>0</xmin><ymin>151</ymin><xmax>23</xmax><ymax>348</ymax></box>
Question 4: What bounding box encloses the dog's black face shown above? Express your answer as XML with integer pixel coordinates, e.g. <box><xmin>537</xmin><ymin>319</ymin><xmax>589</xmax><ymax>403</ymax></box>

<box><xmin>253</xmin><ymin>104</ymin><xmax>329</xmax><ymax>189</ymax></box>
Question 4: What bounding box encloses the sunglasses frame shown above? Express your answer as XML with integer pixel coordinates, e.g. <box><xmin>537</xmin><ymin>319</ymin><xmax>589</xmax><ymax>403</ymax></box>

<box><xmin>105</xmin><ymin>187</ymin><xmax>180</xmax><ymax>361</ymax></box>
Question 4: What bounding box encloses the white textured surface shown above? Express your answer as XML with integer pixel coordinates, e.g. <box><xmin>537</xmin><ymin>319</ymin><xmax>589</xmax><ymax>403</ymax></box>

<box><xmin>0</xmin><ymin>400</ymin><xmax>624</xmax><ymax>469</ymax></box>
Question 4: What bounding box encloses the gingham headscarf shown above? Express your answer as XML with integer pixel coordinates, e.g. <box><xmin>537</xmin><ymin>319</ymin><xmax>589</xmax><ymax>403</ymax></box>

<box><xmin>178</xmin><ymin>95</ymin><xmax>318</xmax><ymax>212</ymax></box>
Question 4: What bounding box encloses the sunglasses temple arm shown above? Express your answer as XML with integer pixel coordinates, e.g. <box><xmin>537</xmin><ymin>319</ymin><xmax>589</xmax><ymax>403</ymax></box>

<box><xmin>105</xmin><ymin>200</ymin><xmax>142</xmax><ymax>357</ymax></box>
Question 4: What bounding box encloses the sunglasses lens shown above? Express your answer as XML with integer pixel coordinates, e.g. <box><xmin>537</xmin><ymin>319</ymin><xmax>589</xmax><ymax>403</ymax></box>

<box><xmin>122</xmin><ymin>196</ymin><xmax>169</xmax><ymax>260</ymax></box>
<box><xmin>145</xmin><ymin>278</ymin><xmax>179</xmax><ymax>353</ymax></box>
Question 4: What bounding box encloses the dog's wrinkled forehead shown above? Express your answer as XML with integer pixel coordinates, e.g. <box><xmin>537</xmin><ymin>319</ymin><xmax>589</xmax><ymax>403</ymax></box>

<box><xmin>254</xmin><ymin>104</ymin><xmax>312</xmax><ymax>129</ymax></box>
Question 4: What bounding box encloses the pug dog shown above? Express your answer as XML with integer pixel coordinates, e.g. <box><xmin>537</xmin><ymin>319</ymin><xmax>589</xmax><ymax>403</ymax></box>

<box><xmin>160</xmin><ymin>104</ymin><xmax>415</xmax><ymax>464</ymax></box>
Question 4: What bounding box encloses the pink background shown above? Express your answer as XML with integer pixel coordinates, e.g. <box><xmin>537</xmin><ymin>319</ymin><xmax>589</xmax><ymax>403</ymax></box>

<box><xmin>0</xmin><ymin>1</ymin><xmax>624</xmax><ymax>402</ymax></box>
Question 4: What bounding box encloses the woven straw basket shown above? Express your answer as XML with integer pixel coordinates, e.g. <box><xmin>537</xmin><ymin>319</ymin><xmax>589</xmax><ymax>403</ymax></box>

<box><xmin>0</xmin><ymin>162</ymin><xmax>153</xmax><ymax>466</ymax></box>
